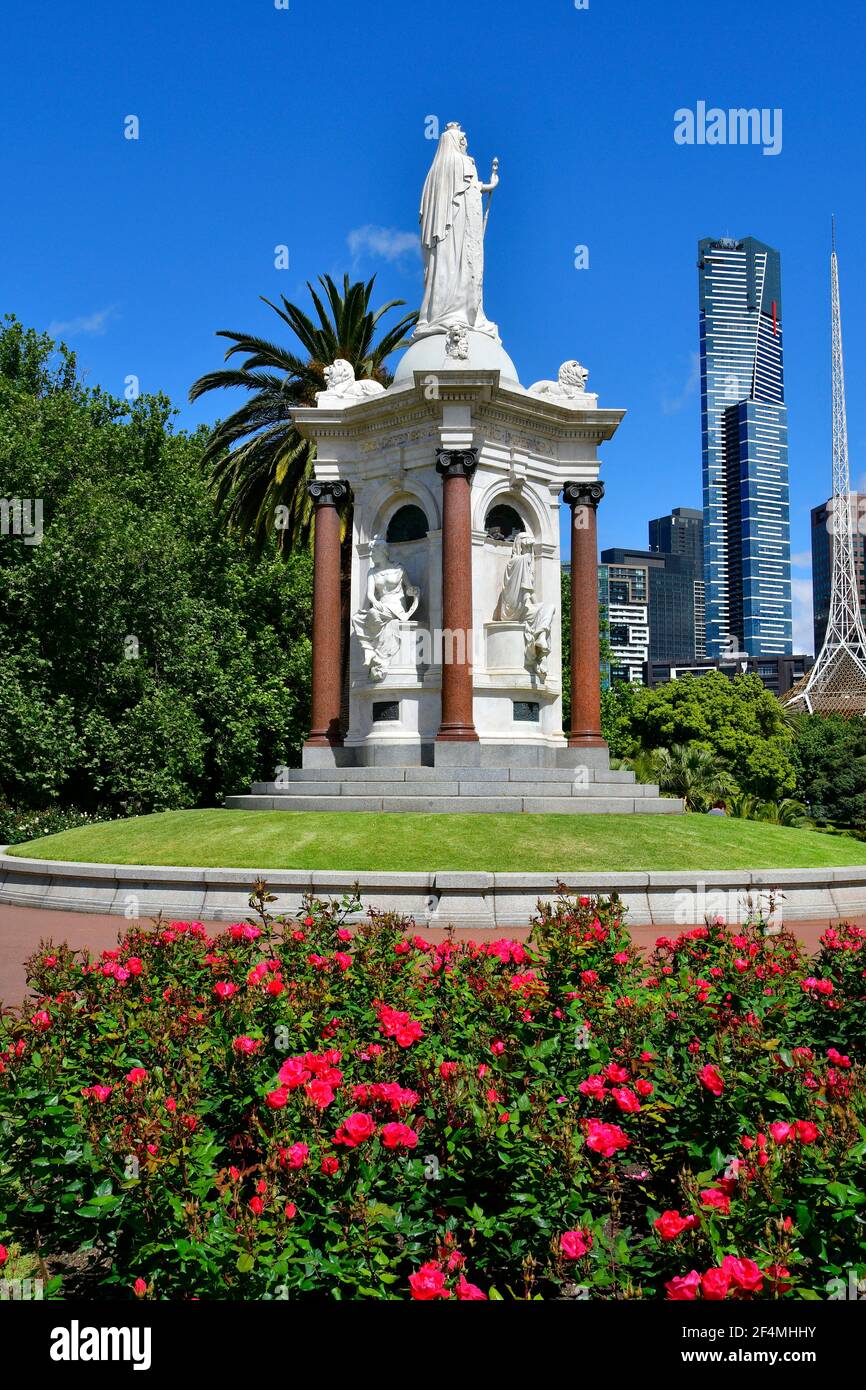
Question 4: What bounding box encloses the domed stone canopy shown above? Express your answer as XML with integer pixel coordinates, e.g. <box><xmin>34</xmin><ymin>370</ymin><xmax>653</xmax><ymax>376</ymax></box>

<box><xmin>391</xmin><ymin>328</ymin><xmax>521</xmax><ymax>390</ymax></box>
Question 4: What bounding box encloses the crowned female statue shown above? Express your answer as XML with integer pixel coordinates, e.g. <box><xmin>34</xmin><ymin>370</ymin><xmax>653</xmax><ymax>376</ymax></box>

<box><xmin>497</xmin><ymin>532</ymin><xmax>556</xmax><ymax>684</ymax></box>
<box><xmin>415</xmin><ymin>123</ymin><xmax>500</xmax><ymax>342</ymax></box>
<box><xmin>352</xmin><ymin>539</ymin><xmax>420</xmax><ymax>682</ymax></box>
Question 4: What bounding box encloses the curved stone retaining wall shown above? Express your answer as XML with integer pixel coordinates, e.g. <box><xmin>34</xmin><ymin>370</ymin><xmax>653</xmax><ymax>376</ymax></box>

<box><xmin>1</xmin><ymin>850</ymin><xmax>864</xmax><ymax>930</ymax></box>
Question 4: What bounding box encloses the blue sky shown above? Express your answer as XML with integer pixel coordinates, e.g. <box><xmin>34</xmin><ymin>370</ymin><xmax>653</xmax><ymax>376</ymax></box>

<box><xmin>3</xmin><ymin>0</ymin><xmax>865</xmax><ymax>653</ymax></box>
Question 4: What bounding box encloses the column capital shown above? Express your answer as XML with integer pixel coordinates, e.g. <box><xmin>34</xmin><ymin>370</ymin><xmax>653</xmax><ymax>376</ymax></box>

<box><xmin>563</xmin><ymin>480</ymin><xmax>605</xmax><ymax>510</ymax></box>
<box><xmin>436</xmin><ymin>447</ymin><xmax>478</xmax><ymax>480</ymax></box>
<box><xmin>308</xmin><ymin>478</ymin><xmax>351</xmax><ymax>508</ymax></box>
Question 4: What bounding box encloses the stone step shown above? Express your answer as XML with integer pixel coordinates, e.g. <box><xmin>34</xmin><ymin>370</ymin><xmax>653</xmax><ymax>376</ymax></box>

<box><xmin>224</xmin><ymin>793</ymin><xmax>683</xmax><ymax>815</ymax></box>
<box><xmin>251</xmin><ymin>777</ymin><xmax>658</xmax><ymax>799</ymax></box>
<box><xmin>253</xmin><ymin>765</ymin><xmax>639</xmax><ymax>789</ymax></box>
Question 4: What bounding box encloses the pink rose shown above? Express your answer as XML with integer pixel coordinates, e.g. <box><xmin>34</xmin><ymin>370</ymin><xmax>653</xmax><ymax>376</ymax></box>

<box><xmin>584</xmin><ymin>1119</ymin><xmax>630</xmax><ymax>1157</ymax></box>
<box><xmin>665</xmin><ymin>1269</ymin><xmax>700</xmax><ymax>1300</ymax></box>
<box><xmin>560</xmin><ymin>1229</ymin><xmax>592</xmax><ymax>1260</ymax></box>
<box><xmin>456</xmin><ymin>1274</ymin><xmax>487</xmax><ymax>1300</ymax></box>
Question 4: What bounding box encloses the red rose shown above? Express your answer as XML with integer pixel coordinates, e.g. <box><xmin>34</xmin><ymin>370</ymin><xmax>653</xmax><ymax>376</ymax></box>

<box><xmin>0</xmin><ymin>1245</ymin><xmax>8</xmax><ymax>1266</ymax></box>
<box><xmin>265</xmin><ymin>1087</ymin><xmax>289</xmax><ymax>1109</ymax></box>
<box><xmin>306</xmin><ymin>1079</ymin><xmax>336</xmax><ymax>1109</ymax></box>
<box><xmin>409</xmin><ymin>1262</ymin><xmax>449</xmax><ymax>1300</ymax></box>
<box><xmin>795</xmin><ymin>1120</ymin><xmax>820</xmax><ymax>1144</ymax></box>
<box><xmin>321</xmin><ymin>1155</ymin><xmax>339</xmax><ymax>1176</ymax></box>
<box><xmin>612</xmin><ymin>1086</ymin><xmax>641</xmax><ymax>1114</ymax></box>
<box><xmin>133</xmin><ymin>1277</ymin><xmax>147</xmax><ymax>1298</ymax></box>
<box><xmin>698</xmin><ymin>1064</ymin><xmax>724</xmax><ymax>1097</ymax></box>
<box><xmin>381</xmin><ymin>1122</ymin><xmax>418</xmax><ymax>1150</ymax></box>
<box><xmin>701</xmin><ymin>1267</ymin><xmax>731</xmax><ymax>1300</ymax></box>
<box><xmin>654</xmin><ymin>1210</ymin><xmax>698</xmax><ymax>1241</ymax></box>
<box><xmin>249</xmin><ymin>1196</ymin><xmax>264</xmax><ymax>1217</ymax></box>
<box><xmin>439</xmin><ymin>1061</ymin><xmax>458</xmax><ymax>1078</ymax></box>
<box><xmin>635</xmin><ymin>1079</ymin><xmax>654</xmax><ymax>1097</ymax></box>
<box><xmin>214</xmin><ymin>981</ymin><xmax>236</xmax><ymax>1000</ymax></box>
<box><xmin>278</xmin><ymin>1057</ymin><xmax>310</xmax><ymax>1090</ymax></box>
<box><xmin>720</xmin><ymin>1256</ymin><xmax>763</xmax><ymax>1292</ymax></box>
<box><xmin>334</xmin><ymin>1111</ymin><xmax>376</xmax><ymax>1147</ymax></box>
<box><xmin>699</xmin><ymin>1188</ymin><xmax>730</xmax><ymax>1213</ymax></box>
<box><xmin>284</xmin><ymin>1202</ymin><xmax>297</xmax><ymax>1220</ymax></box>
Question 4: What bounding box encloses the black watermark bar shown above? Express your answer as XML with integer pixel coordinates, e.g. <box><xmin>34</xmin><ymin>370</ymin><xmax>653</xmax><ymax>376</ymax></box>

<box><xmin>2</xmin><ymin>1298</ymin><xmax>860</xmax><ymax>1376</ymax></box>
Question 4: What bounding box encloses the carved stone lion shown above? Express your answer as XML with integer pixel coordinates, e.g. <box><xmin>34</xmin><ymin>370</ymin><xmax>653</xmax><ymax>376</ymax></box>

<box><xmin>528</xmin><ymin>360</ymin><xmax>597</xmax><ymax>408</ymax></box>
<box><xmin>316</xmin><ymin>359</ymin><xmax>387</xmax><ymax>406</ymax></box>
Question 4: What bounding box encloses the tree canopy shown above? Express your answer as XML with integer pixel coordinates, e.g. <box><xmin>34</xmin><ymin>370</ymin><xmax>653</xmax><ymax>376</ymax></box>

<box><xmin>0</xmin><ymin>316</ymin><xmax>312</xmax><ymax>816</ymax></box>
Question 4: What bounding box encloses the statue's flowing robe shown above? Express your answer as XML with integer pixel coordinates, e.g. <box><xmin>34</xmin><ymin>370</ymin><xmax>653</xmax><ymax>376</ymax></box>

<box><xmin>415</xmin><ymin>128</ymin><xmax>498</xmax><ymax>340</ymax></box>
<box><xmin>499</xmin><ymin>536</ymin><xmax>555</xmax><ymax>677</ymax></box>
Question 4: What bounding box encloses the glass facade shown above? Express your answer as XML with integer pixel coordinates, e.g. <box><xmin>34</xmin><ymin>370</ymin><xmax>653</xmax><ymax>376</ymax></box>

<box><xmin>648</xmin><ymin>507</ymin><xmax>705</xmax><ymax>657</ymax></box>
<box><xmin>603</xmin><ymin>547</ymin><xmax>698</xmax><ymax>667</ymax></box>
<box><xmin>811</xmin><ymin>493</ymin><xmax>866</xmax><ymax>656</ymax></box>
<box><xmin>698</xmin><ymin>237</ymin><xmax>792</xmax><ymax>656</ymax></box>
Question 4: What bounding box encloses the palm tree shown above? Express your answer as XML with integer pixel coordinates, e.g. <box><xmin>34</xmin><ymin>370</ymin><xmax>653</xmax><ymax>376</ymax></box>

<box><xmin>650</xmin><ymin>743</ymin><xmax>737</xmax><ymax>813</ymax></box>
<box><xmin>189</xmin><ymin>274</ymin><xmax>417</xmax><ymax>553</ymax></box>
<box><xmin>753</xmin><ymin>797</ymin><xmax>812</xmax><ymax>828</ymax></box>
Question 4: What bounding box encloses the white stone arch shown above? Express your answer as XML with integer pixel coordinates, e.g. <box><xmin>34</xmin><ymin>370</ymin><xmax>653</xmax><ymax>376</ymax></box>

<box><xmin>473</xmin><ymin>478</ymin><xmax>554</xmax><ymax>547</ymax></box>
<box><xmin>359</xmin><ymin>477</ymin><xmax>441</xmax><ymax>548</ymax></box>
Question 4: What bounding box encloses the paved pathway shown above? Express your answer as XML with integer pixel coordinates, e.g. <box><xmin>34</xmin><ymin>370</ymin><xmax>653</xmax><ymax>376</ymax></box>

<box><xmin>0</xmin><ymin>903</ymin><xmax>852</xmax><ymax>1007</ymax></box>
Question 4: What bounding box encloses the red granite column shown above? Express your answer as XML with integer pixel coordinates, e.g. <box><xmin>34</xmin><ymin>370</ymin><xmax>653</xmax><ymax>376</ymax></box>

<box><xmin>436</xmin><ymin>448</ymin><xmax>479</xmax><ymax>742</ymax></box>
<box><xmin>305</xmin><ymin>480</ymin><xmax>350</xmax><ymax>750</ymax></box>
<box><xmin>563</xmin><ymin>481</ymin><xmax>607</xmax><ymax>748</ymax></box>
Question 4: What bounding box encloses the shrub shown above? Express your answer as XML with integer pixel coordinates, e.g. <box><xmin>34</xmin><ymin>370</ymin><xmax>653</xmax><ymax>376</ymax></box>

<box><xmin>0</xmin><ymin>890</ymin><xmax>864</xmax><ymax>1301</ymax></box>
<box><xmin>0</xmin><ymin>802</ymin><xmax>111</xmax><ymax>847</ymax></box>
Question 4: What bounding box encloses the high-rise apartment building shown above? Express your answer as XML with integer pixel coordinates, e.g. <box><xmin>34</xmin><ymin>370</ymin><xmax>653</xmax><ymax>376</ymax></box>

<box><xmin>648</xmin><ymin>506</ymin><xmax>706</xmax><ymax>657</ymax></box>
<box><xmin>698</xmin><ymin>236</ymin><xmax>792</xmax><ymax>657</ymax></box>
<box><xmin>811</xmin><ymin>493</ymin><xmax>866</xmax><ymax>655</ymax></box>
<box><xmin>602</xmin><ymin>546</ymin><xmax>700</xmax><ymax>671</ymax></box>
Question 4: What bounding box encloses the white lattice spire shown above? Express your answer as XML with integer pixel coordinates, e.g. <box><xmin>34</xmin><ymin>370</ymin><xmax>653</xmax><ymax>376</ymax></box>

<box><xmin>784</xmin><ymin>220</ymin><xmax>866</xmax><ymax>714</ymax></box>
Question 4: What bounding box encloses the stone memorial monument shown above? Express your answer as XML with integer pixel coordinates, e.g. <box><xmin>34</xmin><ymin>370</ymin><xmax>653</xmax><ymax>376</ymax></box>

<box><xmin>227</xmin><ymin>124</ymin><xmax>679</xmax><ymax>814</ymax></box>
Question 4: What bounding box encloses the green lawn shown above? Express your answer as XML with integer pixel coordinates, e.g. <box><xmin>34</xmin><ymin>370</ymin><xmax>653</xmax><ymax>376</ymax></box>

<box><xmin>5</xmin><ymin>809</ymin><xmax>866</xmax><ymax>872</ymax></box>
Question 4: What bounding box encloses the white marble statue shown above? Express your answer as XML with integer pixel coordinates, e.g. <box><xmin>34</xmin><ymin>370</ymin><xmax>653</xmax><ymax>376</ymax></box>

<box><xmin>414</xmin><ymin>123</ymin><xmax>500</xmax><ymax>342</ymax></box>
<box><xmin>352</xmin><ymin>539</ymin><xmax>420</xmax><ymax>681</ymax></box>
<box><xmin>528</xmin><ymin>360</ymin><xmax>598</xmax><ymax>408</ymax></box>
<box><xmin>316</xmin><ymin>359</ymin><xmax>387</xmax><ymax>407</ymax></box>
<box><xmin>497</xmin><ymin>532</ymin><xmax>555</xmax><ymax>683</ymax></box>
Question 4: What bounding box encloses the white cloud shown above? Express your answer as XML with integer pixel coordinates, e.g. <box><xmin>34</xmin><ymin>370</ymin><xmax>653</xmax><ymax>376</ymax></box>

<box><xmin>347</xmin><ymin>225</ymin><xmax>419</xmax><ymax>267</ymax></box>
<box><xmin>791</xmin><ymin>576</ymin><xmax>814</xmax><ymax>655</ymax></box>
<box><xmin>661</xmin><ymin>352</ymin><xmax>700</xmax><ymax>415</ymax></box>
<box><xmin>790</xmin><ymin>550</ymin><xmax>812</xmax><ymax>569</ymax></box>
<box><xmin>47</xmin><ymin>306</ymin><xmax>117</xmax><ymax>338</ymax></box>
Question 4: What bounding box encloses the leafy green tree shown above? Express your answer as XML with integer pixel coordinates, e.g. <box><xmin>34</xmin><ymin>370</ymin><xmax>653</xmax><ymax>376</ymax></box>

<box><xmin>189</xmin><ymin>275</ymin><xmax>416</xmax><ymax>553</ymax></box>
<box><xmin>0</xmin><ymin>316</ymin><xmax>312</xmax><ymax>817</ymax></box>
<box><xmin>560</xmin><ymin>564</ymin><xmax>612</xmax><ymax>735</ymax></box>
<box><xmin>626</xmin><ymin>672</ymin><xmax>795</xmax><ymax>801</ymax></box>
<box><xmin>790</xmin><ymin>713</ymin><xmax>866</xmax><ymax>829</ymax></box>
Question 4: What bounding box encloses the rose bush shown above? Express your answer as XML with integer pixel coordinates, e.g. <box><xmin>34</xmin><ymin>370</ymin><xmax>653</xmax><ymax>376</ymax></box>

<box><xmin>0</xmin><ymin>887</ymin><xmax>864</xmax><ymax>1300</ymax></box>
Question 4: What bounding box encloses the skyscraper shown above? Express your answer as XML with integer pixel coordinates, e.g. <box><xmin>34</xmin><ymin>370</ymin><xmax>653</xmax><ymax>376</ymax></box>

<box><xmin>811</xmin><ymin>494</ymin><xmax>866</xmax><ymax>656</ymax></box>
<box><xmin>698</xmin><ymin>237</ymin><xmax>792</xmax><ymax>657</ymax></box>
<box><xmin>601</xmin><ymin>547</ymin><xmax>698</xmax><ymax>670</ymax></box>
<box><xmin>648</xmin><ymin>506</ymin><xmax>706</xmax><ymax>657</ymax></box>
